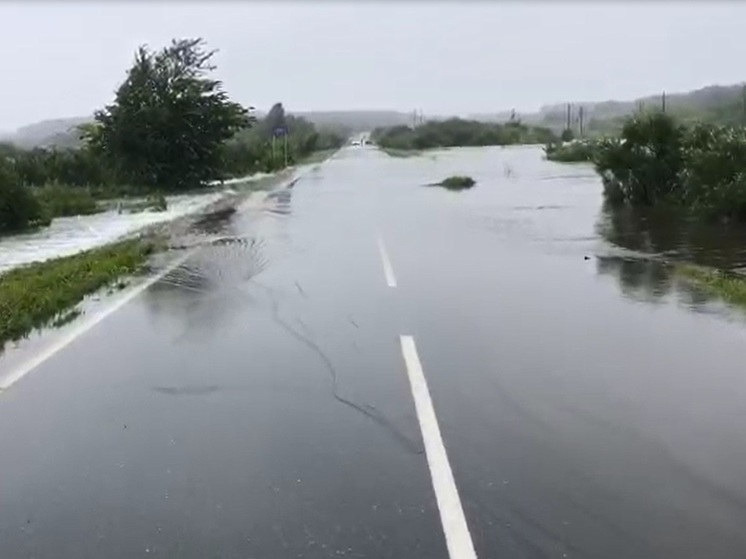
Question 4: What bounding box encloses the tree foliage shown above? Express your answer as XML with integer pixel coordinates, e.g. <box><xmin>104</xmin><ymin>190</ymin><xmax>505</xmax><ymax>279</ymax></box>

<box><xmin>87</xmin><ymin>38</ymin><xmax>251</xmax><ymax>191</ymax></box>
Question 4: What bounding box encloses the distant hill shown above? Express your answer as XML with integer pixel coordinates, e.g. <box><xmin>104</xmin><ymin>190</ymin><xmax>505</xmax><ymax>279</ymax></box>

<box><xmin>470</xmin><ymin>83</ymin><xmax>746</xmax><ymax>135</ymax></box>
<box><xmin>9</xmin><ymin>117</ymin><xmax>91</xmax><ymax>149</ymax></box>
<box><xmin>3</xmin><ymin>110</ymin><xmax>414</xmax><ymax>149</ymax></box>
<box><xmin>11</xmin><ymin>84</ymin><xmax>746</xmax><ymax>149</ymax></box>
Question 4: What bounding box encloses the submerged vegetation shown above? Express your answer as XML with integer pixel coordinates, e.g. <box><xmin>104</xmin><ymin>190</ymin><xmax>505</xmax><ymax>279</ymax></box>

<box><xmin>430</xmin><ymin>176</ymin><xmax>476</xmax><ymax>190</ymax></box>
<box><xmin>544</xmin><ymin>139</ymin><xmax>599</xmax><ymax>163</ymax></box>
<box><xmin>372</xmin><ymin>118</ymin><xmax>557</xmax><ymax>151</ymax></box>
<box><xmin>595</xmin><ymin>112</ymin><xmax>746</xmax><ymax>221</ymax></box>
<box><xmin>0</xmin><ymin>239</ymin><xmax>157</xmax><ymax>348</ymax></box>
<box><xmin>674</xmin><ymin>264</ymin><xmax>746</xmax><ymax>307</ymax></box>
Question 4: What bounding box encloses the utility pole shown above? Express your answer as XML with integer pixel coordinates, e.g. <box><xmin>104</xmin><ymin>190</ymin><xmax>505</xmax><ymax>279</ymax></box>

<box><xmin>578</xmin><ymin>106</ymin><xmax>584</xmax><ymax>138</ymax></box>
<box><xmin>742</xmin><ymin>84</ymin><xmax>746</xmax><ymax>125</ymax></box>
<box><xmin>284</xmin><ymin>132</ymin><xmax>288</xmax><ymax>167</ymax></box>
<box><xmin>662</xmin><ymin>91</ymin><xmax>666</xmax><ymax>113</ymax></box>
<box><xmin>566</xmin><ymin>103</ymin><xmax>571</xmax><ymax>131</ymax></box>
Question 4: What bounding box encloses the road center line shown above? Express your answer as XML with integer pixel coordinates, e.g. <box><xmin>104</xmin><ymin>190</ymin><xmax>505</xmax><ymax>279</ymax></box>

<box><xmin>399</xmin><ymin>335</ymin><xmax>478</xmax><ymax>559</ymax></box>
<box><xmin>377</xmin><ymin>235</ymin><xmax>398</xmax><ymax>288</ymax></box>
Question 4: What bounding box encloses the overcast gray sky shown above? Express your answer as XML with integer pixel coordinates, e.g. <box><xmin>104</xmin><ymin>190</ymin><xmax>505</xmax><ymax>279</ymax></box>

<box><xmin>1</xmin><ymin>1</ymin><xmax>745</xmax><ymax>131</ymax></box>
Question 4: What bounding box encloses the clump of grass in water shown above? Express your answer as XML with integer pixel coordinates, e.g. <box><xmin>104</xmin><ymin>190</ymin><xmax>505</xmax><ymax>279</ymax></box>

<box><xmin>0</xmin><ymin>239</ymin><xmax>157</xmax><ymax>349</ymax></box>
<box><xmin>428</xmin><ymin>176</ymin><xmax>476</xmax><ymax>190</ymax></box>
<box><xmin>676</xmin><ymin>263</ymin><xmax>746</xmax><ymax>306</ymax></box>
<box><xmin>50</xmin><ymin>308</ymin><xmax>82</xmax><ymax>329</ymax></box>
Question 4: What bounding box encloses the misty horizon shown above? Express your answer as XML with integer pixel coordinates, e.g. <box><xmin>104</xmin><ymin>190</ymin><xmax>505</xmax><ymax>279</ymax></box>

<box><xmin>2</xmin><ymin>2</ymin><xmax>746</xmax><ymax>131</ymax></box>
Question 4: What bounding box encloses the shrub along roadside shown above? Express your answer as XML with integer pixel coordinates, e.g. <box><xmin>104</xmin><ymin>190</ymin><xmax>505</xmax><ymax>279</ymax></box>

<box><xmin>594</xmin><ymin>112</ymin><xmax>746</xmax><ymax>221</ymax></box>
<box><xmin>0</xmin><ymin>239</ymin><xmax>158</xmax><ymax>349</ymax></box>
<box><xmin>544</xmin><ymin>140</ymin><xmax>598</xmax><ymax>163</ymax></box>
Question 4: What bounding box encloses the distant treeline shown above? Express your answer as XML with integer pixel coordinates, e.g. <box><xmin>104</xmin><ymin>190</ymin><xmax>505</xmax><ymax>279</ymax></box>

<box><xmin>371</xmin><ymin>118</ymin><xmax>557</xmax><ymax>151</ymax></box>
<box><xmin>0</xmin><ymin>38</ymin><xmax>346</xmax><ymax>235</ymax></box>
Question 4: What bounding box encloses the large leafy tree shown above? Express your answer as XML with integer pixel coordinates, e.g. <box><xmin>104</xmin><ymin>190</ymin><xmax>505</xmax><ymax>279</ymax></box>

<box><xmin>88</xmin><ymin>38</ymin><xmax>251</xmax><ymax>191</ymax></box>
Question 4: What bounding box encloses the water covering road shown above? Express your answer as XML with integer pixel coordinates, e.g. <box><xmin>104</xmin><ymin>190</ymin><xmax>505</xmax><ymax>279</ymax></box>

<box><xmin>2</xmin><ymin>145</ymin><xmax>746</xmax><ymax>558</ymax></box>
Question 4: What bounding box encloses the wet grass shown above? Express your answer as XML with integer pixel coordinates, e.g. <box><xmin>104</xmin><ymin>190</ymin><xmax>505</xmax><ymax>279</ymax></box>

<box><xmin>675</xmin><ymin>263</ymin><xmax>746</xmax><ymax>306</ymax></box>
<box><xmin>0</xmin><ymin>238</ymin><xmax>159</xmax><ymax>349</ymax></box>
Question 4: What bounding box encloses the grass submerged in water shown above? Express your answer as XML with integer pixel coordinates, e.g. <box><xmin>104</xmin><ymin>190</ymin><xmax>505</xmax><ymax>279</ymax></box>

<box><xmin>675</xmin><ymin>263</ymin><xmax>746</xmax><ymax>306</ymax></box>
<box><xmin>0</xmin><ymin>239</ymin><xmax>158</xmax><ymax>348</ymax></box>
<box><xmin>429</xmin><ymin>176</ymin><xmax>476</xmax><ymax>190</ymax></box>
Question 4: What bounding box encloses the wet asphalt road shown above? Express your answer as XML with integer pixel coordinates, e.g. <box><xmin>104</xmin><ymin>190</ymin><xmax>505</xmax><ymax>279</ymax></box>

<box><xmin>2</xmin><ymin>146</ymin><xmax>746</xmax><ymax>558</ymax></box>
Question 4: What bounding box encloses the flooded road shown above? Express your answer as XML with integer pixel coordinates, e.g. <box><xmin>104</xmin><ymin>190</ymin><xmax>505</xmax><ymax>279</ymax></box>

<box><xmin>1</xmin><ymin>145</ymin><xmax>746</xmax><ymax>558</ymax></box>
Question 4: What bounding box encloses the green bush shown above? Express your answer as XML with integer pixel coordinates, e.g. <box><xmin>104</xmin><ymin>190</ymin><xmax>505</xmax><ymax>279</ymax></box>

<box><xmin>680</xmin><ymin>124</ymin><xmax>746</xmax><ymax>220</ymax></box>
<box><xmin>595</xmin><ymin>112</ymin><xmax>746</xmax><ymax>220</ymax></box>
<box><xmin>595</xmin><ymin>113</ymin><xmax>685</xmax><ymax>207</ymax></box>
<box><xmin>0</xmin><ymin>164</ymin><xmax>50</xmax><ymax>233</ymax></box>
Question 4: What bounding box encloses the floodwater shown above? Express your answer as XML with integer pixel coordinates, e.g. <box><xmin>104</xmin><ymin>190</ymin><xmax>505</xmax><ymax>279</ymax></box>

<box><xmin>0</xmin><ymin>171</ymin><xmax>292</xmax><ymax>274</ymax></box>
<box><xmin>1</xmin><ymin>145</ymin><xmax>746</xmax><ymax>558</ymax></box>
<box><xmin>0</xmin><ymin>192</ymin><xmax>224</xmax><ymax>273</ymax></box>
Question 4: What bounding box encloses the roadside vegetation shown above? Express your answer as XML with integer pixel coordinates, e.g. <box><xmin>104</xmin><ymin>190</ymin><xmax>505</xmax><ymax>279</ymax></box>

<box><xmin>595</xmin><ymin>112</ymin><xmax>746</xmax><ymax>222</ymax></box>
<box><xmin>0</xmin><ymin>37</ymin><xmax>346</xmax><ymax>342</ymax></box>
<box><xmin>675</xmin><ymin>264</ymin><xmax>746</xmax><ymax>307</ymax></box>
<box><xmin>0</xmin><ymin>38</ymin><xmax>344</xmax><ymax>236</ymax></box>
<box><xmin>0</xmin><ymin>239</ymin><xmax>157</xmax><ymax>349</ymax></box>
<box><xmin>371</xmin><ymin>118</ymin><xmax>557</xmax><ymax>152</ymax></box>
<box><xmin>544</xmin><ymin>137</ymin><xmax>600</xmax><ymax>163</ymax></box>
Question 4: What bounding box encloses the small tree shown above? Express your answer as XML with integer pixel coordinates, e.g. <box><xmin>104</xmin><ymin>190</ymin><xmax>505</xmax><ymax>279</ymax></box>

<box><xmin>88</xmin><ymin>38</ymin><xmax>251</xmax><ymax>191</ymax></box>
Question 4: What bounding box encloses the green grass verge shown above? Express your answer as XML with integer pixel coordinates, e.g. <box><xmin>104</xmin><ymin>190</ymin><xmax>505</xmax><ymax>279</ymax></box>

<box><xmin>675</xmin><ymin>263</ymin><xmax>746</xmax><ymax>306</ymax></box>
<box><xmin>0</xmin><ymin>238</ymin><xmax>159</xmax><ymax>348</ymax></box>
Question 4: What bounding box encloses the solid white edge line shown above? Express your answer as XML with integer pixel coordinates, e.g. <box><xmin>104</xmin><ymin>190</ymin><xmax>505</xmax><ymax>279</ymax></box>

<box><xmin>0</xmin><ymin>163</ymin><xmax>328</xmax><ymax>394</ymax></box>
<box><xmin>400</xmin><ymin>335</ymin><xmax>478</xmax><ymax>559</ymax></box>
<box><xmin>377</xmin><ymin>235</ymin><xmax>398</xmax><ymax>288</ymax></box>
<box><xmin>0</xmin><ymin>249</ymin><xmax>195</xmax><ymax>393</ymax></box>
